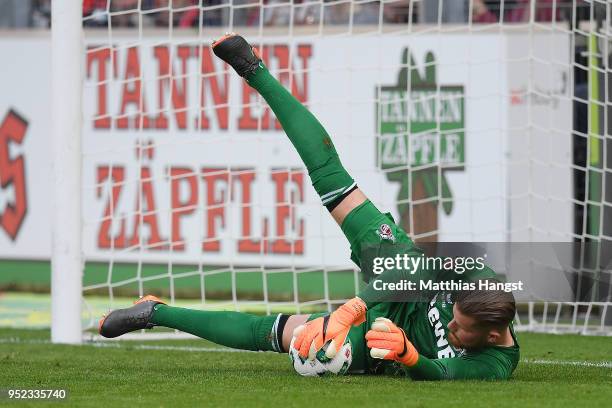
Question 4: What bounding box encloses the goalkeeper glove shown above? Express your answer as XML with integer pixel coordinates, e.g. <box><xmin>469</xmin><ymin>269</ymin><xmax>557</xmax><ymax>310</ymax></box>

<box><xmin>365</xmin><ymin>317</ymin><xmax>419</xmax><ymax>367</ymax></box>
<box><xmin>293</xmin><ymin>297</ymin><xmax>367</xmax><ymax>360</ymax></box>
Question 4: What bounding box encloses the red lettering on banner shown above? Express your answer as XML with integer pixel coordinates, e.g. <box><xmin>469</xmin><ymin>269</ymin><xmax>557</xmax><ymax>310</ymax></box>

<box><xmin>97</xmin><ymin>166</ymin><xmax>127</xmax><ymax>249</ymax></box>
<box><xmin>0</xmin><ymin>110</ymin><xmax>28</xmax><ymax>240</ymax></box>
<box><xmin>196</xmin><ymin>46</ymin><xmax>229</xmax><ymax>130</ymax></box>
<box><xmin>87</xmin><ymin>47</ymin><xmax>117</xmax><ymax>129</ymax></box>
<box><xmin>290</xmin><ymin>171</ymin><xmax>305</xmax><ymax>254</ymax></box>
<box><xmin>135</xmin><ymin>140</ymin><xmax>155</xmax><ymax>160</ymax></box>
<box><xmin>170</xmin><ymin>167</ymin><xmax>198</xmax><ymax>251</ymax></box>
<box><xmin>235</xmin><ymin>169</ymin><xmax>263</xmax><ymax>253</ymax></box>
<box><xmin>270</xmin><ymin>169</ymin><xmax>305</xmax><ymax>254</ymax></box>
<box><xmin>88</xmin><ymin>43</ymin><xmax>312</xmax><ymax>132</ymax></box>
<box><xmin>117</xmin><ymin>47</ymin><xmax>151</xmax><ymax>129</ymax></box>
<box><xmin>201</xmin><ymin>168</ymin><xmax>229</xmax><ymax>252</ymax></box>
<box><xmin>130</xmin><ymin>167</ymin><xmax>166</xmax><ymax>249</ymax></box>
<box><xmin>276</xmin><ymin>45</ymin><xmax>311</xmax><ymax>106</ymax></box>
<box><xmin>153</xmin><ymin>46</ymin><xmax>191</xmax><ymax>130</ymax></box>
<box><xmin>95</xmin><ymin>165</ymin><xmax>307</xmax><ymax>255</ymax></box>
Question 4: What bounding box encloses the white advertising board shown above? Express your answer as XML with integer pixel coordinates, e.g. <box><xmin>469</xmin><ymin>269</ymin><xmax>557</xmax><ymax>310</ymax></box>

<box><xmin>0</xmin><ymin>31</ymin><xmax>571</xmax><ymax>268</ymax></box>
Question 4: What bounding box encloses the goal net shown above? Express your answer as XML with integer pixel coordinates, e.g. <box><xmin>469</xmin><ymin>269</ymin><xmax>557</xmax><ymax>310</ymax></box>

<box><xmin>54</xmin><ymin>0</ymin><xmax>612</xmax><ymax>340</ymax></box>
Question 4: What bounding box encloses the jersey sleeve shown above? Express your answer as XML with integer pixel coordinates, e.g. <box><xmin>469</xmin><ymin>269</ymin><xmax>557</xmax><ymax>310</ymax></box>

<box><xmin>404</xmin><ymin>350</ymin><xmax>515</xmax><ymax>381</ymax></box>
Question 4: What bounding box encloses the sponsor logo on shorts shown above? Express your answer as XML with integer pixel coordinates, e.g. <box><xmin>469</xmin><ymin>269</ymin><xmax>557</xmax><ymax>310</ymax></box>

<box><xmin>378</xmin><ymin>224</ymin><xmax>395</xmax><ymax>242</ymax></box>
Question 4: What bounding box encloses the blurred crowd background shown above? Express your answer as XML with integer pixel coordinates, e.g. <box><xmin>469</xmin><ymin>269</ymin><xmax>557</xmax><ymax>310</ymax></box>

<box><xmin>0</xmin><ymin>0</ymin><xmax>594</xmax><ymax>29</ymax></box>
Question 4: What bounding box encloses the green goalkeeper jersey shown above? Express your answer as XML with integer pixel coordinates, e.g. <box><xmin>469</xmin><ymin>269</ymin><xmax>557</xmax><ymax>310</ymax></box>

<box><xmin>407</xmin><ymin>290</ymin><xmax>519</xmax><ymax>380</ymax></box>
<box><xmin>362</xmin><ymin>279</ymin><xmax>520</xmax><ymax>381</ymax></box>
<box><xmin>341</xmin><ymin>202</ymin><xmax>520</xmax><ymax>380</ymax></box>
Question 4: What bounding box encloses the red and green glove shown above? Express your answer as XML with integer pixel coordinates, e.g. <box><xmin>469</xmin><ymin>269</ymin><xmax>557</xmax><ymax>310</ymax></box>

<box><xmin>293</xmin><ymin>297</ymin><xmax>367</xmax><ymax>360</ymax></box>
<box><xmin>365</xmin><ymin>317</ymin><xmax>419</xmax><ymax>367</ymax></box>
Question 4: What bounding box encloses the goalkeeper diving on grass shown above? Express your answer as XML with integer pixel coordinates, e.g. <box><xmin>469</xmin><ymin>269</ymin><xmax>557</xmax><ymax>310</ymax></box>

<box><xmin>99</xmin><ymin>33</ymin><xmax>519</xmax><ymax>380</ymax></box>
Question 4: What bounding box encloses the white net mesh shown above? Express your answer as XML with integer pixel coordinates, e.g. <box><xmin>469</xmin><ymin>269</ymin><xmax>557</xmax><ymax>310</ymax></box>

<box><xmin>80</xmin><ymin>0</ymin><xmax>612</xmax><ymax>337</ymax></box>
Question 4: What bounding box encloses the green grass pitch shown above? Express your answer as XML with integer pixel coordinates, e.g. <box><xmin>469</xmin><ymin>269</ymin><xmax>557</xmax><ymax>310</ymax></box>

<box><xmin>1</xmin><ymin>329</ymin><xmax>610</xmax><ymax>407</ymax></box>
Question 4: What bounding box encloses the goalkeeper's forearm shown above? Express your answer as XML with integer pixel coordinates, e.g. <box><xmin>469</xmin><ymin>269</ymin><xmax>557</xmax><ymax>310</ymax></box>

<box><xmin>402</xmin><ymin>355</ymin><xmax>446</xmax><ymax>380</ymax></box>
<box><xmin>404</xmin><ymin>355</ymin><xmax>510</xmax><ymax>381</ymax></box>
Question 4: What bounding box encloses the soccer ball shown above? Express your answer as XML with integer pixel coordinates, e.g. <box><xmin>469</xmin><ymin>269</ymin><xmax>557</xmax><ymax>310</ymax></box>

<box><xmin>289</xmin><ymin>337</ymin><xmax>352</xmax><ymax>377</ymax></box>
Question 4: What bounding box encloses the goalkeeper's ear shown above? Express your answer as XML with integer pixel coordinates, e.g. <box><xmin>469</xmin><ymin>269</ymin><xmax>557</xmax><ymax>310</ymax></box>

<box><xmin>486</xmin><ymin>328</ymin><xmax>503</xmax><ymax>345</ymax></box>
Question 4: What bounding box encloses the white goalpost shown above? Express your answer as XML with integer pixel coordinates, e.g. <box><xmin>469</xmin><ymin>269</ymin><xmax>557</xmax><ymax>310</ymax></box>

<box><xmin>51</xmin><ymin>0</ymin><xmax>84</xmax><ymax>344</ymax></box>
<box><xmin>50</xmin><ymin>0</ymin><xmax>612</xmax><ymax>343</ymax></box>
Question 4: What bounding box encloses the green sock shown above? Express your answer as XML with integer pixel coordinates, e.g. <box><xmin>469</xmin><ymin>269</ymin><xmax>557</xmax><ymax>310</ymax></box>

<box><xmin>150</xmin><ymin>305</ymin><xmax>282</xmax><ymax>352</ymax></box>
<box><xmin>246</xmin><ymin>65</ymin><xmax>355</xmax><ymax>207</ymax></box>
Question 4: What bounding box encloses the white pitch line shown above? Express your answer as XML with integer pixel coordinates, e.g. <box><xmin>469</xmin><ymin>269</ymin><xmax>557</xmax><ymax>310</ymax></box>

<box><xmin>0</xmin><ymin>337</ymin><xmax>253</xmax><ymax>353</ymax></box>
<box><xmin>522</xmin><ymin>358</ymin><xmax>612</xmax><ymax>369</ymax></box>
<box><xmin>90</xmin><ymin>342</ymin><xmax>255</xmax><ymax>353</ymax></box>
<box><xmin>2</xmin><ymin>338</ymin><xmax>611</xmax><ymax>368</ymax></box>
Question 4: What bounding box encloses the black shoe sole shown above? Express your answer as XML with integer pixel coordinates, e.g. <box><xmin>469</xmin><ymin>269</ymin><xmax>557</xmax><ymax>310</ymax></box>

<box><xmin>212</xmin><ymin>34</ymin><xmax>262</xmax><ymax>78</ymax></box>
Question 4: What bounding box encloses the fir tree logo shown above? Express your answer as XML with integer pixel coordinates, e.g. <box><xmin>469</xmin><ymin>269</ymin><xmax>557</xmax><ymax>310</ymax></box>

<box><xmin>376</xmin><ymin>49</ymin><xmax>465</xmax><ymax>242</ymax></box>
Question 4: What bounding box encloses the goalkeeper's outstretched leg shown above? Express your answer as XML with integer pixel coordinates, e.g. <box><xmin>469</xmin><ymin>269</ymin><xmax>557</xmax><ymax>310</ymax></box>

<box><xmin>212</xmin><ymin>33</ymin><xmax>369</xmax><ymax>227</ymax></box>
<box><xmin>213</xmin><ymin>34</ymin><xmax>392</xmax><ymax>362</ymax></box>
<box><xmin>99</xmin><ymin>33</ymin><xmax>370</xmax><ymax>357</ymax></box>
<box><xmin>99</xmin><ymin>294</ymin><xmax>310</xmax><ymax>354</ymax></box>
